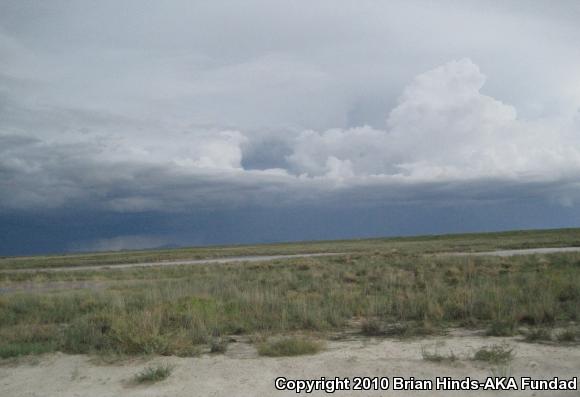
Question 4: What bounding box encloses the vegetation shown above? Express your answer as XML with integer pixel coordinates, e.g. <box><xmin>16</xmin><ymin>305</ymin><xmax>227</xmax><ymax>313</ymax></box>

<box><xmin>360</xmin><ymin>319</ymin><xmax>384</xmax><ymax>336</ymax></box>
<box><xmin>2</xmin><ymin>227</ymin><xmax>580</xmax><ymax>271</ymax></box>
<box><xmin>134</xmin><ymin>363</ymin><xmax>174</xmax><ymax>384</ymax></box>
<box><xmin>486</xmin><ymin>320</ymin><xmax>517</xmax><ymax>337</ymax></box>
<box><xmin>489</xmin><ymin>363</ymin><xmax>512</xmax><ymax>378</ymax></box>
<box><xmin>0</xmin><ymin>341</ymin><xmax>55</xmax><ymax>359</ymax></box>
<box><xmin>0</xmin><ymin>228</ymin><xmax>579</xmax><ymax>358</ymax></box>
<box><xmin>421</xmin><ymin>346</ymin><xmax>457</xmax><ymax>363</ymax></box>
<box><xmin>556</xmin><ymin>328</ymin><xmax>578</xmax><ymax>342</ymax></box>
<box><xmin>257</xmin><ymin>337</ymin><xmax>323</xmax><ymax>357</ymax></box>
<box><xmin>209</xmin><ymin>338</ymin><xmax>228</xmax><ymax>354</ymax></box>
<box><xmin>472</xmin><ymin>344</ymin><xmax>514</xmax><ymax>364</ymax></box>
<box><xmin>525</xmin><ymin>327</ymin><xmax>553</xmax><ymax>342</ymax></box>
<box><xmin>360</xmin><ymin>319</ymin><xmax>437</xmax><ymax>338</ymax></box>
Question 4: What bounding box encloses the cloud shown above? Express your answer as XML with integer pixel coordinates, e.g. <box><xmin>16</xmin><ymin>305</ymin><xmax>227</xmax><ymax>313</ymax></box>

<box><xmin>70</xmin><ymin>235</ymin><xmax>170</xmax><ymax>252</ymax></box>
<box><xmin>2</xmin><ymin>58</ymin><xmax>580</xmax><ymax>214</ymax></box>
<box><xmin>288</xmin><ymin>126</ymin><xmax>390</xmax><ymax>177</ymax></box>
<box><xmin>289</xmin><ymin>59</ymin><xmax>580</xmax><ymax>184</ymax></box>
<box><xmin>1</xmin><ymin>1</ymin><xmax>580</xmax><ymax>218</ymax></box>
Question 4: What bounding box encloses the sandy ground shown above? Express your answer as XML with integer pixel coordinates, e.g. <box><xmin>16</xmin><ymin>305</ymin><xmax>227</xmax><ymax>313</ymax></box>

<box><xmin>1</xmin><ymin>331</ymin><xmax>579</xmax><ymax>397</ymax></box>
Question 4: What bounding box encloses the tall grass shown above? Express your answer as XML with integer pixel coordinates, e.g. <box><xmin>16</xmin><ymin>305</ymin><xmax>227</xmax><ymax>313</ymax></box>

<box><xmin>1</xmin><ymin>251</ymin><xmax>579</xmax><ymax>357</ymax></box>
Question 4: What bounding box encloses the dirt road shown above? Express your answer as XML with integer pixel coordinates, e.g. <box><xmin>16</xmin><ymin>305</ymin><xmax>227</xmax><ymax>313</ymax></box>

<box><xmin>0</xmin><ymin>253</ymin><xmax>344</xmax><ymax>274</ymax></box>
<box><xmin>5</xmin><ymin>246</ymin><xmax>580</xmax><ymax>275</ymax></box>
<box><xmin>441</xmin><ymin>247</ymin><xmax>580</xmax><ymax>257</ymax></box>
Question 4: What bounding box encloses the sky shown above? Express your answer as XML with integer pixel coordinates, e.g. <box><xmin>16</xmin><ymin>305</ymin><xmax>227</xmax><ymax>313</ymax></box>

<box><xmin>2</xmin><ymin>0</ymin><xmax>580</xmax><ymax>255</ymax></box>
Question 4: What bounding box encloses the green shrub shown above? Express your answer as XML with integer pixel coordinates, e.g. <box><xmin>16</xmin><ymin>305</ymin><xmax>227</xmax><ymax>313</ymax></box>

<box><xmin>134</xmin><ymin>363</ymin><xmax>174</xmax><ymax>384</ymax></box>
<box><xmin>486</xmin><ymin>320</ymin><xmax>517</xmax><ymax>336</ymax></box>
<box><xmin>60</xmin><ymin>314</ymin><xmax>114</xmax><ymax>354</ymax></box>
<box><xmin>0</xmin><ymin>341</ymin><xmax>55</xmax><ymax>359</ymax></box>
<box><xmin>473</xmin><ymin>344</ymin><xmax>514</xmax><ymax>363</ymax></box>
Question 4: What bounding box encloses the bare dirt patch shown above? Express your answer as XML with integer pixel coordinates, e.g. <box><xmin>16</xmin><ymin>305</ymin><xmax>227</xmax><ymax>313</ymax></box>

<box><xmin>1</xmin><ymin>333</ymin><xmax>579</xmax><ymax>397</ymax></box>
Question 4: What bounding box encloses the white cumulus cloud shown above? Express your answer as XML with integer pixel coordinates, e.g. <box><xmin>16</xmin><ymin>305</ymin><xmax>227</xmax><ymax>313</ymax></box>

<box><xmin>2</xmin><ymin>58</ymin><xmax>580</xmax><ymax>212</ymax></box>
<box><xmin>288</xmin><ymin>59</ymin><xmax>580</xmax><ymax>184</ymax></box>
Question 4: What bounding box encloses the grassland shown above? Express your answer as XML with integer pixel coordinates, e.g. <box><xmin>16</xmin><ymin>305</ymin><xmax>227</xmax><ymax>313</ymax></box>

<box><xmin>1</xmin><ymin>228</ymin><xmax>580</xmax><ymax>359</ymax></box>
<box><xmin>3</xmin><ymin>227</ymin><xmax>580</xmax><ymax>271</ymax></box>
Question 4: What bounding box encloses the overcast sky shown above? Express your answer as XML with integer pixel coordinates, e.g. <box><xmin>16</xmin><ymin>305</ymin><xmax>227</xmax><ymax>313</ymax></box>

<box><xmin>2</xmin><ymin>1</ymin><xmax>580</xmax><ymax>254</ymax></box>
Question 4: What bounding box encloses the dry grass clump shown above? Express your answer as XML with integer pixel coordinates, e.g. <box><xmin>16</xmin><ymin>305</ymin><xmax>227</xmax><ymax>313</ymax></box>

<box><xmin>524</xmin><ymin>327</ymin><xmax>553</xmax><ymax>342</ymax></box>
<box><xmin>472</xmin><ymin>344</ymin><xmax>514</xmax><ymax>364</ymax></box>
<box><xmin>421</xmin><ymin>346</ymin><xmax>457</xmax><ymax>363</ymax></box>
<box><xmin>361</xmin><ymin>319</ymin><xmax>439</xmax><ymax>338</ymax></box>
<box><xmin>486</xmin><ymin>320</ymin><xmax>517</xmax><ymax>337</ymax></box>
<box><xmin>360</xmin><ymin>319</ymin><xmax>384</xmax><ymax>336</ymax></box>
<box><xmin>209</xmin><ymin>338</ymin><xmax>228</xmax><ymax>353</ymax></box>
<box><xmin>556</xmin><ymin>328</ymin><xmax>578</xmax><ymax>342</ymax></box>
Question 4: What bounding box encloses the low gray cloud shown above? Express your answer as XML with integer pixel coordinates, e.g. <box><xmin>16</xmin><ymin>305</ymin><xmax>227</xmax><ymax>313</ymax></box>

<box><xmin>1</xmin><ymin>1</ymin><xmax>580</xmax><ymax>254</ymax></box>
<box><xmin>2</xmin><ymin>57</ymin><xmax>580</xmax><ymax>213</ymax></box>
<box><xmin>70</xmin><ymin>235</ymin><xmax>170</xmax><ymax>252</ymax></box>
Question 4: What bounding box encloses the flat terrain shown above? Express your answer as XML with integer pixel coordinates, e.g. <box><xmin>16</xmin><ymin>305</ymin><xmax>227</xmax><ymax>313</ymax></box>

<box><xmin>2</xmin><ymin>332</ymin><xmax>579</xmax><ymax>397</ymax></box>
<box><xmin>448</xmin><ymin>246</ymin><xmax>580</xmax><ymax>257</ymax></box>
<box><xmin>1</xmin><ymin>228</ymin><xmax>580</xmax><ymax>396</ymax></box>
<box><xmin>0</xmin><ymin>252</ymin><xmax>343</xmax><ymax>273</ymax></box>
<box><xmin>6</xmin><ymin>247</ymin><xmax>580</xmax><ymax>274</ymax></box>
<box><xmin>3</xmin><ymin>227</ymin><xmax>580</xmax><ymax>271</ymax></box>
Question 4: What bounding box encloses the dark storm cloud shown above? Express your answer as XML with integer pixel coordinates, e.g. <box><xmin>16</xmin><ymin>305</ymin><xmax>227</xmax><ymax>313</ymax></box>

<box><xmin>1</xmin><ymin>1</ymin><xmax>580</xmax><ymax>252</ymax></box>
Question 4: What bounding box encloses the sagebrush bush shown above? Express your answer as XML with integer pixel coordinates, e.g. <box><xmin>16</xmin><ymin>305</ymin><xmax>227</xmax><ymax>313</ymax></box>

<box><xmin>473</xmin><ymin>344</ymin><xmax>514</xmax><ymax>363</ymax></box>
<box><xmin>134</xmin><ymin>363</ymin><xmax>174</xmax><ymax>383</ymax></box>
